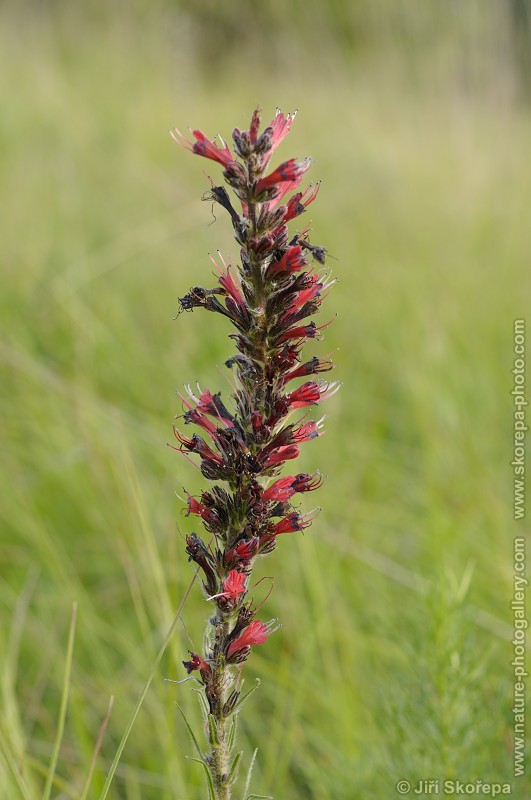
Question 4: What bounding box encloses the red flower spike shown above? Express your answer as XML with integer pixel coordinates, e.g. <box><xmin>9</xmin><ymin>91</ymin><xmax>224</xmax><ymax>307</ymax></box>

<box><xmin>173</xmin><ymin>109</ymin><xmax>336</xmax><ymax>785</ymax></box>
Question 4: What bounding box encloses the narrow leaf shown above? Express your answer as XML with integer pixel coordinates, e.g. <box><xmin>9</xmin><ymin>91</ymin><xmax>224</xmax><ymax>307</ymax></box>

<box><xmin>177</xmin><ymin>705</ymin><xmax>204</xmax><ymax>760</ymax></box>
<box><xmin>241</xmin><ymin>747</ymin><xmax>258</xmax><ymax>800</ymax></box>
<box><xmin>208</xmin><ymin>714</ymin><xmax>219</xmax><ymax>747</ymax></box>
<box><xmin>226</xmin><ymin>751</ymin><xmax>242</xmax><ymax>786</ymax></box>
<box><xmin>228</xmin><ymin>715</ymin><xmax>238</xmax><ymax>752</ymax></box>
<box><xmin>186</xmin><ymin>757</ymin><xmax>216</xmax><ymax>800</ymax></box>
<box><xmin>192</xmin><ymin>686</ymin><xmax>210</xmax><ymax>721</ymax></box>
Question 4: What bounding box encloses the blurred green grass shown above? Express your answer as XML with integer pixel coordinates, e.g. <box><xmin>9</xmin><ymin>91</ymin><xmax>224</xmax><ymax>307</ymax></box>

<box><xmin>1</xmin><ymin>3</ymin><xmax>530</xmax><ymax>799</ymax></box>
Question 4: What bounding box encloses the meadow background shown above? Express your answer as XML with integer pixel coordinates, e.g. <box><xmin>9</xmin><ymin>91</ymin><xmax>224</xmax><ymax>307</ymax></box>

<box><xmin>1</xmin><ymin>1</ymin><xmax>530</xmax><ymax>798</ymax></box>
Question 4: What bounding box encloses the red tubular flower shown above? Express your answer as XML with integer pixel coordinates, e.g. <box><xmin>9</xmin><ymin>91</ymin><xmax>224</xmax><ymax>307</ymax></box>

<box><xmin>262</xmin><ymin>472</ymin><xmax>323</xmax><ymax>502</ymax></box>
<box><xmin>186</xmin><ymin>494</ymin><xmax>220</xmax><ymax>526</ymax></box>
<box><xmin>265</xmin><ymin>245</ymin><xmax>307</xmax><ymax>278</ymax></box>
<box><xmin>182</xmin><ymin>652</ymin><xmax>212</xmax><ymax>681</ymax></box>
<box><xmin>219</xmin><ymin>570</ymin><xmax>247</xmax><ymax>600</ymax></box>
<box><xmin>262</xmin><ymin>443</ymin><xmax>300</xmax><ymax>468</ymax></box>
<box><xmin>282</xmin><ymin>182</ymin><xmax>321</xmax><ymax>221</ymax></box>
<box><xmin>272</xmin><ymin>509</ymin><xmax>318</xmax><ymax>536</ymax></box>
<box><xmin>283</xmin><ymin>356</ymin><xmax>334</xmax><ymax>383</ymax></box>
<box><xmin>210</xmin><ymin>254</ymin><xmax>247</xmax><ymax>310</ymax></box>
<box><xmin>292</xmin><ymin>419</ymin><xmax>323</xmax><ymax>443</ymax></box>
<box><xmin>173</xmin><ymin>427</ymin><xmax>224</xmax><ymax>463</ymax></box>
<box><xmin>226</xmin><ymin>620</ymin><xmax>270</xmax><ymax>659</ymax></box>
<box><xmin>262</xmin><ymin>475</ymin><xmax>299</xmax><ymax>503</ymax></box>
<box><xmin>255</xmin><ymin>158</ymin><xmax>311</xmax><ymax>197</ymax></box>
<box><xmin>171</xmin><ymin>128</ymin><xmax>235</xmax><ymax>168</ymax></box>
<box><xmin>224</xmin><ymin>537</ymin><xmax>260</xmax><ymax>569</ymax></box>
<box><xmin>285</xmin><ymin>381</ymin><xmax>321</xmax><ymax>408</ymax></box>
<box><xmin>274</xmin><ymin>322</ymin><xmax>316</xmax><ymax>345</ymax></box>
<box><xmin>292</xmin><ymin>472</ymin><xmax>323</xmax><ymax>492</ymax></box>
<box><xmin>266</xmin><ymin>109</ymin><xmax>296</xmax><ymax>156</ymax></box>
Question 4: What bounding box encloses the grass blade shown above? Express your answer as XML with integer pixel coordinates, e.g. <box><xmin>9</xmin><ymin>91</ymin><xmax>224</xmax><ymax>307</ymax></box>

<box><xmin>0</xmin><ymin>725</ymin><xmax>34</xmax><ymax>800</ymax></box>
<box><xmin>79</xmin><ymin>695</ymin><xmax>114</xmax><ymax>800</ymax></box>
<box><xmin>42</xmin><ymin>601</ymin><xmax>77</xmax><ymax>800</ymax></box>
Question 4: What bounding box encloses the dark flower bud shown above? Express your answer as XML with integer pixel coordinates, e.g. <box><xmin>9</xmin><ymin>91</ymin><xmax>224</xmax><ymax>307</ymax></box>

<box><xmin>223</xmin><ymin>690</ymin><xmax>240</xmax><ymax>716</ymax></box>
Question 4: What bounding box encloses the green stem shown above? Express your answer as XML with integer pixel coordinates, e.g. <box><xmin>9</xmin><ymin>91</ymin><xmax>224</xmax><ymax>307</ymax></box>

<box><xmin>209</xmin><ymin>618</ymin><xmax>232</xmax><ymax>800</ymax></box>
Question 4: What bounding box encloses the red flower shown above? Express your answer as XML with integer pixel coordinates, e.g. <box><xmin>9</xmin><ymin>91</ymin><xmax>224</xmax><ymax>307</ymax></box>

<box><xmin>267</xmin><ymin>109</ymin><xmax>296</xmax><ymax>155</ymax></box>
<box><xmin>182</xmin><ymin>652</ymin><xmax>212</xmax><ymax>681</ymax></box>
<box><xmin>227</xmin><ymin>619</ymin><xmax>270</xmax><ymax>659</ymax></box>
<box><xmin>282</xmin><ymin>182</ymin><xmax>321</xmax><ymax>223</ymax></box>
<box><xmin>262</xmin><ymin>472</ymin><xmax>323</xmax><ymax>502</ymax></box>
<box><xmin>262</xmin><ymin>475</ymin><xmax>299</xmax><ymax>502</ymax></box>
<box><xmin>211</xmin><ymin>253</ymin><xmax>247</xmax><ymax>311</ymax></box>
<box><xmin>285</xmin><ymin>381</ymin><xmax>340</xmax><ymax>410</ymax></box>
<box><xmin>255</xmin><ymin>158</ymin><xmax>311</xmax><ymax>197</ymax></box>
<box><xmin>266</xmin><ymin>245</ymin><xmax>307</xmax><ymax>278</ymax></box>
<box><xmin>220</xmin><ymin>570</ymin><xmax>247</xmax><ymax>600</ymax></box>
<box><xmin>224</xmin><ymin>537</ymin><xmax>260</xmax><ymax>568</ymax></box>
<box><xmin>171</xmin><ymin>128</ymin><xmax>234</xmax><ymax>168</ymax></box>
<box><xmin>186</xmin><ymin>494</ymin><xmax>219</xmax><ymax>526</ymax></box>
<box><xmin>292</xmin><ymin>419</ymin><xmax>323</xmax><ymax>443</ymax></box>
<box><xmin>285</xmin><ymin>381</ymin><xmax>321</xmax><ymax>408</ymax></box>
<box><xmin>262</xmin><ymin>443</ymin><xmax>300</xmax><ymax>469</ymax></box>
<box><xmin>283</xmin><ymin>357</ymin><xmax>333</xmax><ymax>383</ymax></box>
<box><xmin>272</xmin><ymin>509</ymin><xmax>319</xmax><ymax>536</ymax></box>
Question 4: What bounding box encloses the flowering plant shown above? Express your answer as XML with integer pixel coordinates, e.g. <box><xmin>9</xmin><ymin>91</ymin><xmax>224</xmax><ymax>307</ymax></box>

<box><xmin>171</xmin><ymin>109</ymin><xmax>337</xmax><ymax>799</ymax></box>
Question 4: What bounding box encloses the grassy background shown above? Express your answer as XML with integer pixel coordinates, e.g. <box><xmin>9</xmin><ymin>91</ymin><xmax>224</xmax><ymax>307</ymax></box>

<box><xmin>1</xmin><ymin>2</ymin><xmax>530</xmax><ymax>798</ymax></box>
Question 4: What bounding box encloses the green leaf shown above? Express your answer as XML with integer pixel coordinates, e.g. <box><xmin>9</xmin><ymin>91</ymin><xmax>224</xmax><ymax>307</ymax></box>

<box><xmin>241</xmin><ymin>747</ymin><xmax>258</xmax><ymax>800</ymax></box>
<box><xmin>177</xmin><ymin>705</ymin><xmax>204</xmax><ymax>760</ymax></box>
<box><xmin>208</xmin><ymin>714</ymin><xmax>220</xmax><ymax>747</ymax></box>
<box><xmin>246</xmin><ymin>795</ymin><xmax>273</xmax><ymax>799</ymax></box>
<box><xmin>192</xmin><ymin>686</ymin><xmax>211</xmax><ymax>722</ymax></box>
<box><xmin>226</xmin><ymin>751</ymin><xmax>242</xmax><ymax>786</ymax></box>
<box><xmin>228</xmin><ymin>715</ymin><xmax>238</xmax><ymax>752</ymax></box>
<box><xmin>186</xmin><ymin>757</ymin><xmax>216</xmax><ymax>800</ymax></box>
